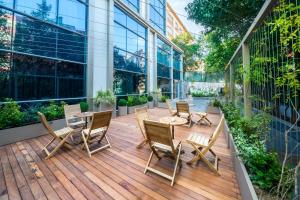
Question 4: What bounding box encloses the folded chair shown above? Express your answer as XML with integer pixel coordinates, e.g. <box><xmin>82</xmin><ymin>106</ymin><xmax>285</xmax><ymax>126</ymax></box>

<box><xmin>176</xmin><ymin>101</ymin><xmax>192</xmax><ymax>127</ymax></box>
<box><xmin>195</xmin><ymin>112</ymin><xmax>212</xmax><ymax>126</ymax></box>
<box><xmin>166</xmin><ymin>99</ymin><xmax>177</xmax><ymax>116</ymax></box>
<box><xmin>186</xmin><ymin>115</ymin><xmax>224</xmax><ymax>175</ymax></box>
<box><xmin>143</xmin><ymin>120</ymin><xmax>182</xmax><ymax>186</ymax></box>
<box><xmin>135</xmin><ymin>107</ymin><xmax>149</xmax><ymax>149</ymax></box>
<box><xmin>64</xmin><ymin>104</ymin><xmax>85</xmax><ymax>140</ymax></box>
<box><xmin>81</xmin><ymin>111</ymin><xmax>112</xmax><ymax>157</ymax></box>
<box><xmin>38</xmin><ymin>112</ymin><xmax>74</xmax><ymax>159</ymax></box>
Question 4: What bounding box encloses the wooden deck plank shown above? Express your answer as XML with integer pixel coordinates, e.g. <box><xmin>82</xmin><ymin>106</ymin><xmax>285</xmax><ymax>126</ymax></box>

<box><xmin>0</xmin><ymin>108</ymin><xmax>241</xmax><ymax>200</ymax></box>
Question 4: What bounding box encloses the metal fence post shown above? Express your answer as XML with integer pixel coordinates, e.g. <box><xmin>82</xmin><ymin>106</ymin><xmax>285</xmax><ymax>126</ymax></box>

<box><xmin>229</xmin><ymin>63</ymin><xmax>235</xmax><ymax>104</ymax></box>
<box><xmin>242</xmin><ymin>43</ymin><xmax>252</xmax><ymax>118</ymax></box>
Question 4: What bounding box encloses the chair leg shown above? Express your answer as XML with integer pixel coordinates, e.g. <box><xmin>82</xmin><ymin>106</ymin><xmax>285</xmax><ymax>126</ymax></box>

<box><xmin>136</xmin><ymin>139</ymin><xmax>147</xmax><ymax>149</ymax></box>
<box><xmin>144</xmin><ymin>151</ymin><xmax>154</xmax><ymax>173</ymax></box>
<box><xmin>171</xmin><ymin>144</ymin><xmax>181</xmax><ymax>186</ymax></box>
<box><xmin>45</xmin><ymin>136</ymin><xmax>69</xmax><ymax>159</ymax></box>
<box><xmin>81</xmin><ymin>132</ymin><xmax>91</xmax><ymax>157</ymax></box>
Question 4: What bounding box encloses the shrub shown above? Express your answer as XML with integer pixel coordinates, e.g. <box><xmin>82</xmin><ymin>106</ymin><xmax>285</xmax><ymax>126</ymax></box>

<box><xmin>147</xmin><ymin>95</ymin><xmax>153</xmax><ymax>102</ymax></box>
<box><xmin>0</xmin><ymin>99</ymin><xmax>24</xmax><ymax>129</ymax></box>
<box><xmin>95</xmin><ymin>90</ymin><xmax>116</xmax><ymax>106</ymax></box>
<box><xmin>209</xmin><ymin>98</ymin><xmax>221</xmax><ymax>107</ymax></box>
<box><xmin>191</xmin><ymin>89</ymin><xmax>216</xmax><ymax>97</ymax></box>
<box><xmin>139</xmin><ymin>95</ymin><xmax>148</xmax><ymax>104</ymax></box>
<box><xmin>118</xmin><ymin>99</ymin><xmax>127</xmax><ymax>106</ymax></box>
<box><xmin>40</xmin><ymin>101</ymin><xmax>65</xmax><ymax>121</ymax></box>
<box><xmin>80</xmin><ymin>102</ymin><xmax>89</xmax><ymax>112</ymax></box>
<box><xmin>160</xmin><ymin>95</ymin><xmax>168</xmax><ymax>102</ymax></box>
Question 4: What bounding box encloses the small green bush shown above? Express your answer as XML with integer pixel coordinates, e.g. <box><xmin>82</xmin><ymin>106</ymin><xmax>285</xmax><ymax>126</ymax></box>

<box><xmin>95</xmin><ymin>90</ymin><xmax>116</xmax><ymax>106</ymax></box>
<box><xmin>209</xmin><ymin>98</ymin><xmax>221</xmax><ymax>107</ymax></box>
<box><xmin>191</xmin><ymin>89</ymin><xmax>216</xmax><ymax>97</ymax></box>
<box><xmin>160</xmin><ymin>95</ymin><xmax>168</xmax><ymax>102</ymax></box>
<box><xmin>80</xmin><ymin>102</ymin><xmax>89</xmax><ymax>112</ymax></box>
<box><xmin>0</xmin><ymin>99</ymin><xmax>24</xmax><ymax>129</ymax></box>
<box><xmin>139</xmin><ymin>95</ymin><xmax>148</xmax><ymax>104</ymax></box>
<box><xmin>118</xmin><ymin>99</ymin><xmax>127</xmax><ymax>106</ymax></box>
<box><xmin>40</xmin><ymin>101</ymin><xmax>65</xmax><ymax>121</ymax></box>
<box><xmin>147</xmin><ymin>95</ymin><xmax>153</xmax><ymax>102</ymax></box>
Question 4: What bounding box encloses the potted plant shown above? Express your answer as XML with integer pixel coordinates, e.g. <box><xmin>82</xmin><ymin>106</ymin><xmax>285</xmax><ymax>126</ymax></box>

<box><xmin>94</xmin><ymin>90</ymin><xmax>116</xmax><ymax>116</ymax></box>
<box><xmin>157</xmin><ymin>95</ymin><xmax>169</xmax><ymax>108</ymax></box>
<box><xmin>80</xmin><ymin>101</ymin><xmax>89</xmax><ymax>112</ymax></box>
<box><xmin>118</xmin><ymin>99</ymin><xmax>127</xmax><ymax>116</ymax></box>
<box><xmin>206</xmin><ymin>98</ymin><xmax>221</xmax><ymax>114</ymax></box>
<box><xmin>127</xmin><ymin>95</ymin><xmax>148</xmax><ymax>114</ymax></box>
<box><xmin>147</xmin><ymin>95</ymin><xmax>154</xmax><ymax>109</ymax></box>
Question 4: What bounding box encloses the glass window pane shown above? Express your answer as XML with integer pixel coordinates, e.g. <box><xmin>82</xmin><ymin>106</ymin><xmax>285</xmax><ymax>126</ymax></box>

<box><xmin>0</xmin><ymin>8</ymin><xmax>12</xmax><ymax>50</ymax></box>
<box><xmin>14</xmin><ymin>14</ymin><xmax>57</xmax><ymax>58</ymax></box>
<box><xmin>114</xmin><ymin>7</ymin><xmax>126</xmax><ymax>26</ymax></box>
<box><xmin>58</xmin><ymin>78</ymin><xmax>84</xmax><ymax>98</ymax></box>
<box><xmin>127</xmin><ymin>31</ymin><xmax>138</xmax><ymax>54</ymax></box>
<box><xmin>127</xmin><ymin>16</ymin><xmax>138</xmax><ymax>33</ymax></box>
<box><xmin>113</xmin><ymin>70</ymin><xmax>146</xmax><ymax>95</ymax></box>
<box><xmin>0</xmin><ymin>0</ymin><xmax>13</xmax><ymax>8</ymax></box>
<box><xmin>114</xmin><ymin>23</ymin><xmax>127</xmax><ymax>50</ymax></box>
<box><xmin>114</xmin><ymin>48</ymin><xmax>126</xmax><ymax>70</ymax></box>
<box><xmin>58</xmin><ymin>0</ymin><xmax>86</xmax><ymax>33</ymax></box>
<box><xmin>158</xmin><ymin>77</ymin><xmax>171</xmax><ymax>96</ymax></box>
<box><xmin>137</xmin><ymin>36</ymin><xmax>145</xmax><ymax>57</ymax></box>
<box><xmin>124</xmin><ymin>0</ymin><xmax>139</xmax><ymax>12</ymax></box>
<box><xmin>16</xmin><ymin>0</ymin><xmax>57</xmax><ymax>23</ymax></box>
<box><xmin>57</xmin><ymin>61</ymin><xmax>84</xmax><ymax>78</ymax></box>
<box><xmin>0</xmin><ymin>52</ymin><xmax>13</xmax><ymax>101</ymax></box>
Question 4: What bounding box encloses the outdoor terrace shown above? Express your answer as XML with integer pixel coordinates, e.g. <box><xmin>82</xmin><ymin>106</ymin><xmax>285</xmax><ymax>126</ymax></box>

<box><xmin>0</xmin><ymin>108</ymin><xmax>240</xmax><ymax>200</ymax></box>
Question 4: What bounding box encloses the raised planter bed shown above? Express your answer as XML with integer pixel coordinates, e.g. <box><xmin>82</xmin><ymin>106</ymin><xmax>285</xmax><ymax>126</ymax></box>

<box><xmin>148</xmin><ymin>101</ymin><xmax>154</xmax><ymax>109</ymax></box>
<box><xmin>0</xmin><ymin>119</ymin><xmax>66</xmax><ymax>146</ymax></box>
<box><xmin>118</xmin><ymin>106</ymin><xmax>127</xmax><ymax>116</ymax></box>
<box><xmin>222</xmin><ymin>111</ymin><xmax>258</xmax><ymax>200</ymax></box>
<box><xmin>157</xmin><ymin>102</ymin><xmax>168</xmax><ymax>109</ymax></box>
<box><xmin>127</xmin><ymin>103</ymin><xmax>148</xmax><ymax>114</ymax></box>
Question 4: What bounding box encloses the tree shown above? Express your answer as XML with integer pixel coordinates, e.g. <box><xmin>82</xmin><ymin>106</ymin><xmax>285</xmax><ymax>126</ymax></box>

<box><xmin>185</xmin><ymin>0</ymin><xmax>265</xmax><ymax>72</ymax></box>
<box><xmin>31</xmin><ymin>0</ymin><xmax>52</xmax><ymax>21</ymax></box>
<box><xmin>172</xmin><ymin>32</ymin><xmax>203</xmax><ymax>72</ymax></box>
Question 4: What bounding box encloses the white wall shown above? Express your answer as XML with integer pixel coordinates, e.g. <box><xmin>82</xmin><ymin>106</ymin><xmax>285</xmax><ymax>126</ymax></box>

<box><xmin>148</xmin><ymin>31</ymin><xmax>156</xmax><ymax>92</ymax></box>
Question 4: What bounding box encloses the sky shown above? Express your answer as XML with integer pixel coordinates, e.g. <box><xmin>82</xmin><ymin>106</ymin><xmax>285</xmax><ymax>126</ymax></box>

<box><xmin>167</xmin><ymin>0</ymin><xmax>205</xmax><ymax>36</ymax></box>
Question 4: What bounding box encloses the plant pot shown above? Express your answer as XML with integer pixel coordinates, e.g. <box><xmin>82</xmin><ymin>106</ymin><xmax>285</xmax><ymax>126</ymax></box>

<box><xmin>206</xmin><ymin>106</ymin><xmax>220</xmax><ymax>114</ymax></box>
<box><xmin>118</xmin><ymin>106</ymin><xmax>127</xmax><ymax>116</ymax></box>
<box><xmin>157</xmin><ymin>102</ymin><xmax>168</xmax><ymax>108</ymax></box>
<box><xmin>148</xmin><ymin>101</ymin><xmax>154</xmax><ymax>109</ymax></box>
<box><xmin>96</xmin><ymin>103</ymin><xmax>116</xmax><ymax>118</ymax></box>
<box><xmin>128</xmin><ymin>104</ymin><xmax>148</xmax><ymax>114</ymax></box>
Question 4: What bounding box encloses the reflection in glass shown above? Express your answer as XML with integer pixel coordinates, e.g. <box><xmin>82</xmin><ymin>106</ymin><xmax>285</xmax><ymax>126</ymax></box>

<box><xmin>150</xmin><ymin>0</ymin><xmax>166</xmax><ymax>34</ymax></box>
<box><xmin>124</xmin><ymin>0</ymin><xmax>139</xmax><ymax>12</ymax></box>
<box><xmin>57</xmin><ymin>61</ymin><xmax>84</xmax><ymax>78</ymax></box>
<box><xmin>16</xmin><ymin>0</ymin><xmax>57</xmax><ymax>23</ymax></box>
<box><xmin>157</xmin><ymin>77</ymin><xmax>171</xmax><ymax>97</ymax></box>
<box><xmin>114</xmin><ymin>70</ymin><xmax>146</xmax><ymax>95</ymax></box>
<box><xmin>0</xmin><ymin>52</ymin><xmax>13</xmax><ymax>101</ymax></box>
<box><xmin>0</xmin><ymin>8</ymin><xmax>12</xmax><ymax>50</ymax></box>
<box><xmin>114</xmin><ymin>23</ymin><xmax>127</xmax><ymax>50</ymax></box>
<box><xmin>0</xmin><ymin>0</ymin><xmax>13</xmax><ymax>8</ymax></box>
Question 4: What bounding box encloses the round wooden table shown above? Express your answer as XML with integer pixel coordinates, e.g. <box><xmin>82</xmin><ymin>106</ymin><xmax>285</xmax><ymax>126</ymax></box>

<box><xmin>159</xmin><ymin>116</ymin><xmax>187</xmax><ymax>138</ymax></box>
<box><xmin>75</xmin><ymin>112</ymin><xmax>95</xmax><ymax>128</ymax></box>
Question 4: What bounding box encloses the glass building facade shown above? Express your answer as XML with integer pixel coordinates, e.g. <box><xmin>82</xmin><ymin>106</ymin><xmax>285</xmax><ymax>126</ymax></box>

<box><xmin>157</xmin><ymin>37</ymin><xmax>172</xmax><ymax>97</ymax></box>
<box><xmin>123</xmin><ymin>0</ymin><xmax>139</xmax><ymax>13</ymax></box>
<box><xmin>173</xmin><ymin>50</ymin><xmax>182</xmax><ymax>98</ymax></box>
<box><xmin>0</xmin><ymin>0</ymin><xmax>87</xmax><ymax>102</ymax></box>
<box><xmin>149</xmin><ymin>0</ymin><xmax>166</xmax><ymax>34</ymax></box>
<box><xmin>113</xmin><ymin>6</ymin><xmax>147</xmax><ymax>96</ymax></box>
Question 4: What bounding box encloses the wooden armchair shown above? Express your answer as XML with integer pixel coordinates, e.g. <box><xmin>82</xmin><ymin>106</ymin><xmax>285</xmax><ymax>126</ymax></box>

<box><xmin>176</xmin><ymin>101</ymin><xmax>192</xmax><ymax>127</ymax></box>
<box><xmin>135</xmin><ymin>107</ymin><xmax>149</xmax><ymax>149</ymax></box>
<box><xmin>38</xmin><ymin>112</ymin><xmax>74</xmax><ymax>159</ymax></box>
<box><xmin>143</xmin><ymin>120</ymin><xmax>182</xmax><ymax>186</ymax></box>
<box><xmin>186</xmin><ymin>115</ymin><xmax>224</xmax><ymax>175</ymax></box>
<box><xmin>81</xmin><ymin>111</ymin><xmax>112</xmax><ymax>157</ymax></box>
<box><xmin>166</xmin><ymin>99</ymin><xmax>177</xmax><ymax>116</ymax></box>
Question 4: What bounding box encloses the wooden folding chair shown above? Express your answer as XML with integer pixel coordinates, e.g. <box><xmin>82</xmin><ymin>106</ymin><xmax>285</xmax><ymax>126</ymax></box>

<box><xmin>195</xmin><ymin>112</ymin><xmax>212</xmax><ymax>126</ymax></box>
<box><xmin>143</xmin><ymin>120</ymin><xmax>182</xmax><ymax>186</ymax></box>
<box><xmin>135</xmin><ymin>107</ymin><xmax>149</xmax><ymax>149</ymax></box>
<box><xmin>38</xmin><ymin>112</ymin><xmax>74</xmax><ymax>159</ymax></box>
<box><xmin>186</xmin><ymin>115</ymin><xmax>224</xmax><ymax>175</ymax></box>
<box><xmin>176</xmin><ymin>101</ymin><xmax>192</xmax><ymax>127</ymax></box>
<box><xmin>64</xmin><ymin>104</ymin><xmax>85</xmax><ymax>140</ymax></box>
<box><xmin>166</xmin><ymin>99</ymin><xmax>177</xmax><ymax>116</ymax></box>
<box><xmin>81</xmin><ymin>111</ymin><xmax>112</xmax><ymax>157</ymax></box>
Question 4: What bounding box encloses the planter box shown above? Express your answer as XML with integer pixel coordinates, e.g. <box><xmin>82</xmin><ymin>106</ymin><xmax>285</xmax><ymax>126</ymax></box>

<box><xmin>96</xmin><ymin>103</ymin><xmax>116</xmax><ymax>118</ymax></box>
<box><xmin>206</xmin><ymin>106</ymin><xmax>220</xmax><ymax>114</ymax></box>
<box><xmin>0</xmin><ymin>119</ymin><xmax>66</xmax><ymax>146</ymax></box>
<box><xmin>148</xmin><ymin>101</ymin><xmax>154</xmax><ymax>109</ymax></box>
<box><xmin>118</xmin><ymin>106</ymin><xmax>127</xmax><ymax>116</ymax></box>
<box><xmin>222</xmin><ymin>111</ymin><xmax>258</xmax><ymax>200</ymax></box>
<box><xmin>192</xmin><ymin>97</ymin><xmax>214</xmax><ymax>101</ymax></box>
<box><xmin>157</xmin><ymin>102</ymin><xmax>168</xmax><ymax>109</ymax></box>
<box><xmin>128</xmin><ymin>104</ymin><xmax>148</xmax><ymax>114</ymax></box>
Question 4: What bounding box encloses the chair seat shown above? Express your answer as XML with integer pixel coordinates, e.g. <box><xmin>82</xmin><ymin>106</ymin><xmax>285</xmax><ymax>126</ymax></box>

<box><xmin>187</xmin><ymin>132</ymin><xmax>209</xmax><ymax>147</ymax></box>
<box><xmin>171</xmin><ymin>110</ymin><xmax>177</xmax><ymax>116</ymax></box>
<box><xmin>82</xmin><ymin>127</ymin><xmax>107</xmax><ymax>137</ymax></box>
<box><xmin>153</xmin><ymin>139</ymin><xmax>181</xmax><ymax>152</ymax></box>
<box><xmin>178</xmin><ymin>112</ymin><xmax>190</xmax><ymax>118</ymax></box>
<box><xmin>54</xmin><ymin>127</ymin><xmax>74</xmax><ymax>137</ymax></box>
<box><xmin>69</xmin><ymin>120</ymin><xmax>85</xmax><ymax>127</ymax></box>
<box><xmin>196</xmin><ymin>112</ymin><xmax>208</xmax><ymax>117</ymax></box>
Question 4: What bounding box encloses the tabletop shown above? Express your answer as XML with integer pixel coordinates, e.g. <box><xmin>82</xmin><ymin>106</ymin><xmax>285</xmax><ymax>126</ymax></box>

<box><xmin>159</xmin><ymin>116</ymin><xmax>187</xmax><ymax>126</ymax></box>
<box><xmin>74</xmin><ymin>112</ymin><xmax>95</xmax><ymax>118</ymax></box>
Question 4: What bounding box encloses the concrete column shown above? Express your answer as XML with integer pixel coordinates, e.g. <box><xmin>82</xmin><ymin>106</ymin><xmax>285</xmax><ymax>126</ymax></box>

<box><xmin>170</xmin><ymin>48</ymin><xmax>174</xmax><ymax>99</ymax></box>
<box><xmin>229</xmin><ymin>63</ymin><xmax>235</xmax><ymax>104</ymax></box>
<box><xmin>242</xmin><ymin>43</ymin><xmax>252</xmax><ymax>118</ymax></box>
<box><xmin>224</xmin><ymin>68</ymin><xmax>230</xmax><ymax>103</ymax></box>
<box><xmin>180</xmin><ymin>54</ymin><xmax>184</xmax><ymax>99</ymax></box>
<box><xmin>106</xmin><ymin>0</ymin><xmax>114</xmax><ymax>90</ymax></box>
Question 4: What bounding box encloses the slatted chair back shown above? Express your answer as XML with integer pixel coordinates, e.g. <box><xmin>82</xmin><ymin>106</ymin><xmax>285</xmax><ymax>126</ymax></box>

<box><xmin>144</xmin><ymin>120</ymin><xmax>175</xmax><ymax>153</ymax></box>
<box><xmin>89</xmin><ymin>111</ymin><xmax>112</xmax><ymax>133</ymax></box>
<box><xmin>208</xmin><ymin>115</ymin><xmax>224</xmax><ymax>149</ymax></box>
<box><xmin>64</xmin><ymin>104</ymin><xmax>81</xmax><ymax>125</ymax></box>
<box><xmin>176</xmin><ymin>101</ymin><xmax>190</xmax><ymax>114</ymax></box>
<box><xmin>37</xmin><ymin>112</ymin><xmax>56</xmax><ymax>138</ymax></box>
<box><xmin>166</xmin><ymin>99</ymin><xmax>175</xmax><ymax>115</ymax></box>
<box><xmin>135</xmin><ymin>107</ymin><xmax>149</xmax><ymax>138</ymax></box>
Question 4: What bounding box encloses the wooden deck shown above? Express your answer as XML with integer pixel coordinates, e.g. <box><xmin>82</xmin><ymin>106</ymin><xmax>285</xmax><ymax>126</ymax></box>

<box><xmin>0</xmin><ymin>108</ymin><xmax>241</xmax><ymax>200</ymax></box>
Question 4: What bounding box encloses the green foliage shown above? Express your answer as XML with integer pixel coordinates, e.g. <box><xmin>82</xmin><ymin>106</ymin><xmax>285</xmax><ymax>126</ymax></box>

<box><xmin>172</xmin><ymin>32</ymin><xmax>202</xmax><ymax>71</ymax></box>
<box><xmin>40</xmin><ymin>101</ymin><xmax>65</xmax><ymax>121</ymax></box>
<box><xmin>127</xmin><ymin>96</ymin><xmax>148</xmax><ymax>107</ymax></box>
<box><xmin>159</xmin><ymin>95</ymin><xmax>168</xmax><ymax>103</ymax></box>
<box><xmin>80</xmin><ymin>102</ymin><xmax>89</xmax><ymax>112</ymax></box>
<box><xmin>221</xmin><ymin>103</ymin><xmax>291</xmax><ymax>192</ymax></box>
<box><xmin>118</xmin><ymin>99</ymin><xmax>127</xmax><ymax>106</ymax></box>
<box><xmin>147</xmin><ymin>95</ymin><xmax>153</xmax><ymax>102</ymax></box>
<box><xmin>0</xmin><ymin>99</ymin><xmax>24</xmax><ymax>129</ymax></box>
<box><xmin>191</xmin><ymin>89</ymin><xmax>216</xmax><ymax>97</ymax></box>
<box><xmin>139</xmin><ymin>95</ymin><xmax>148</xmax><ymax>104</ymax></box>
<box><xmin>95</xmin><ymin>90</ymin><xmax>116</xmax><ymax>106</ymax></box>
<box><xmin>209</xmin><ymin>98</ymin><xmax>221</xmax><ymax>107</ymax></box>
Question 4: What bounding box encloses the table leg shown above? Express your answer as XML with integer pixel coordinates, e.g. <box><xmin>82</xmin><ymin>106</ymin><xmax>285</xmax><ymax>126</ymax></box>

<box><xmin>85</xmin><ymin>117</ymin><xmax>88</xmax><ymax>129</ymax></box>
<box><xmin>172</xmin><ymin>125</ymin><xmax>175</xmax><ymax>139</ymax></box>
